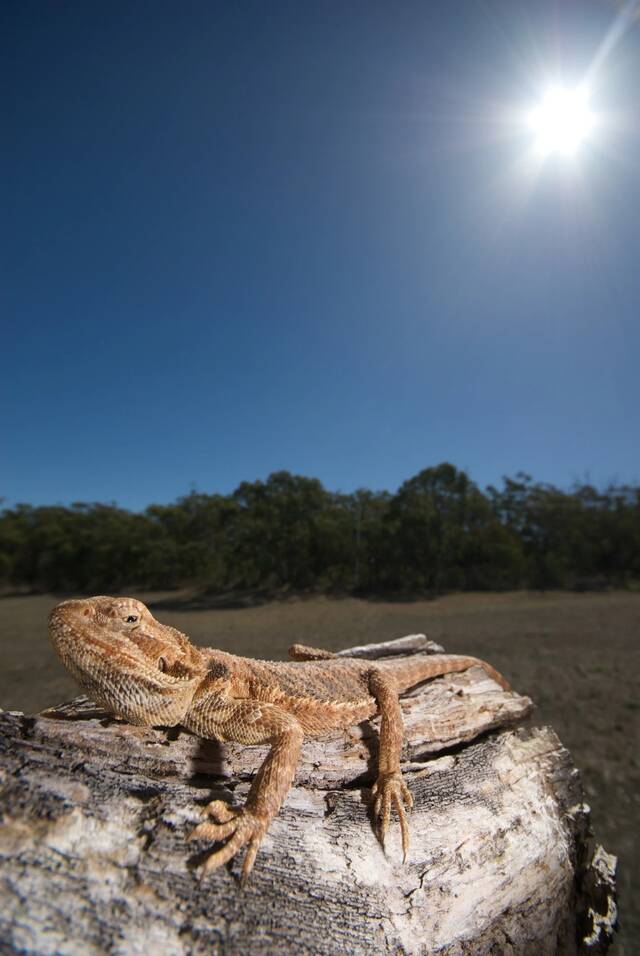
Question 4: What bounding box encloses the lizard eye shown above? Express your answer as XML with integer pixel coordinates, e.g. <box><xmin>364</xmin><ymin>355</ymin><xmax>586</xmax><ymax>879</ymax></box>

<box><xmin>125</xmin><ymin>614</ymin><xmax>138</xmax><ymax>624</ymax></box>
<box><xmin>158</xmin><ymin>656</ymin><xmax>167</xmax><ymax>672</ymax></box>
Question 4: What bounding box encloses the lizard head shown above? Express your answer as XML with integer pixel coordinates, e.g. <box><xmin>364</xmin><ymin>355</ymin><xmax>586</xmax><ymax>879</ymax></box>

<box><xmin>48</xmin><ymin>596</ymin><xmax>205</xmax><ymax>727</ymax></box>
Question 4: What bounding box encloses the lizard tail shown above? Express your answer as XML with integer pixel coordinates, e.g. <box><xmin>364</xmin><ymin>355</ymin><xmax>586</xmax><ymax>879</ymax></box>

<box><xmin>379</xmin><ymin>654</ymin><xmax>512</xmax><ymax>693</ymax></box>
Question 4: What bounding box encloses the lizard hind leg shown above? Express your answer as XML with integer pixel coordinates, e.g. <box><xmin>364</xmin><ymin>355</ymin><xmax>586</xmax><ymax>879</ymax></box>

<box><xmin>368</xmin><ymin>669</ymin><xmax>413</xmax><ymax>862</ymax></box>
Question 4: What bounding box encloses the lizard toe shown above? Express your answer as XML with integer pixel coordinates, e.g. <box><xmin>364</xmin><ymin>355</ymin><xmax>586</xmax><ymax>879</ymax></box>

<box><xmin>372</xmin><ymin>771</ymin><xmax>413</xmax><ymax>859</ymax></box>
<box><xmin>189</xmin><ymin>818</ymin><xmax>238</xmax><ymax>842</ymax></box>
<box><xmin>202</xmin><ymin>799</ymin><xmax>237</xmax><ymax>824</ymax></box>
<box><xmin>392</xmin><ymin>791</ymin><xmax>410</xmax><ymax>861</ymax></box>
<box><xmin>195</xmin><ymin>808</ymin><xmax>268</xmax><ymax>880</ymax></box>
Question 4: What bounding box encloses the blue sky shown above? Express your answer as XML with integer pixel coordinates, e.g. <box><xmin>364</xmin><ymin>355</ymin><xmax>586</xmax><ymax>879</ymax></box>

<box><xmin>3</xmin><ymin>1</ymin><xmax>639</xmax><ymax>511</ymax></box>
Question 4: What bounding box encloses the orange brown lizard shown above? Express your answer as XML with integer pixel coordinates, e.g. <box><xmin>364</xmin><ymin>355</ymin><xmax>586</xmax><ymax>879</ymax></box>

<box><xmin>48</xmin><ymin>596</ymin><xmax>512</xmax><ymax>883</ymax></box>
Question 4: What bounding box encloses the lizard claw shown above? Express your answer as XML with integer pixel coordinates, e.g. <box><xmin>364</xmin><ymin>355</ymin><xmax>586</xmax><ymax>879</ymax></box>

<box><xmin>189</xmin><ymin>807</ymin><xmax>268</xmax><ymax>884</ymax></box>
<box><xmin>371</xmin><ymin>771</ymin><xmax>413</xmax><ymax>861</ymax></box>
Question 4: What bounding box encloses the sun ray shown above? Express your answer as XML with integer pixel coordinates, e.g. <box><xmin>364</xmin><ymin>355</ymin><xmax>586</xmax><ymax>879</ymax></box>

<box><xmin>584</xmin><ymin>0</ymin><xmax>640</xmax><ymax>87</ymax></box>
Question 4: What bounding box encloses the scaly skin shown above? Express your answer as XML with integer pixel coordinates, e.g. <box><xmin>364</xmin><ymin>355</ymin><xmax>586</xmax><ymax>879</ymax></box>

<box><xmin>48</xmin><ymin>596</ymin><xmax>512</xmax><ymax>882</ymax></box>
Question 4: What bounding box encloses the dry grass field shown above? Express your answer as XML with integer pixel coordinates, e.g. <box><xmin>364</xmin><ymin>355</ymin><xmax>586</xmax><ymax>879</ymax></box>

<box><xmin>1</xmin><ymin>590</ymin><xmax>638</xmax><ymax>953</ymax></box>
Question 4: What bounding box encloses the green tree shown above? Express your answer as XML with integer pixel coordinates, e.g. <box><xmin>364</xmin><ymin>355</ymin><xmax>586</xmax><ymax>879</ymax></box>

<box><xmin>230</xmin><ymin>472</ymin><xmax>332</xmax><ymax>590</ymax></box>
<box><xmin>386</xmin><ymin>463</ymin><xmax>523</xmax><ymax>592</ymax></box>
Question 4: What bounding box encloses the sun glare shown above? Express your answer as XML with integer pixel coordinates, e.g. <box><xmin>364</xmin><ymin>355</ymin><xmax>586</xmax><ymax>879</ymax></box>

<box><xmin>528</xmin><ymin>86</ymin><xmax>595</xmax><ymax>156</ymax></box>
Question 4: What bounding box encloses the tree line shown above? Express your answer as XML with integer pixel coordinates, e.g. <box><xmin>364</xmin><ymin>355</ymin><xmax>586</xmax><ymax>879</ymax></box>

<box><xmin>1</xmin><ymin>463</ymin><xmax>638</xmax><ymax>595</ymax></box>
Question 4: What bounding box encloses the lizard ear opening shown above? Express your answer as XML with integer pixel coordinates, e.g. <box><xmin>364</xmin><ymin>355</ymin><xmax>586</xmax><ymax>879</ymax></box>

<box><xmin>83</xmin><ymin>608</ymin><xmax>91</xmax><ymax>617</ymax></box>
<box><xmin>158</xmin><ymin>656</ymin><xmax>167</xmax><ymax>673</ymax></box>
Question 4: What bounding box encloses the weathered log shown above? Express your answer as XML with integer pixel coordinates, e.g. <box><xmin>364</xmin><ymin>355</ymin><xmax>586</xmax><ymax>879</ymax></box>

<box><xmin>0</xmin><ymin>637</ymin><xmax>617</xmax><ymax>955</ymax></box>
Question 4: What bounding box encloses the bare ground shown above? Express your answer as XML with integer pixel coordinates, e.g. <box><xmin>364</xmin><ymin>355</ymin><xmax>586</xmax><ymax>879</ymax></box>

<box><xmin>1</xmin><ymin>589</ymin><xmax>638</xmax><ymax>954</ymax></box>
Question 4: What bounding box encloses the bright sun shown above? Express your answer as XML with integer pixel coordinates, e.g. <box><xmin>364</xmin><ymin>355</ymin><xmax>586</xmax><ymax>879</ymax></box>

<box><xmin>528</xmin><ymin>86</ymin><xmax>595</xmax><ymax>156</ymax></box>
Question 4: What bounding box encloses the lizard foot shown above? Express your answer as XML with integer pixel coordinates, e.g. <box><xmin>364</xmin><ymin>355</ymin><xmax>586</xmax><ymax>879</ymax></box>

<box><xmin>371</xmin><ymin>771</ymin><xmax>413</xmax><ymax>861</ymax></box>
<box><xmin>189</xmin><ymin>806</ymin><xmax>268</xmax><ymax>884</ymax></box>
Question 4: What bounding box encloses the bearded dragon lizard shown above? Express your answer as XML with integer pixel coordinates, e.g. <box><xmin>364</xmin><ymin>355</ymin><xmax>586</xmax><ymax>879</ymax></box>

<box><xmin>48</xmin><ymin>596</ymin><xmax>512</xmax><ymax>883</ymax></box>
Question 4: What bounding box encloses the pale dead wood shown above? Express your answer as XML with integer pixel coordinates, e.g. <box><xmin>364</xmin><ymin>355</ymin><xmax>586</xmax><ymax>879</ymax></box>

<box><xmin>0</xmin><ymin>636</ymin><xmax>617</xmax><ymax>955</ymax></box>
<box><xmin>335</xmin><ymin>633</ymin><xmax>445</xmax><ymax>658</ymax></box>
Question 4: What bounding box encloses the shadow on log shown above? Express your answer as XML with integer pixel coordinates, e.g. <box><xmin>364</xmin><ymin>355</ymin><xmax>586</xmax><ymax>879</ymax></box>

<box><xmin>0</xmin><ymin>635</ymin><xmax>617</xmax><ymax>955</ymax></box>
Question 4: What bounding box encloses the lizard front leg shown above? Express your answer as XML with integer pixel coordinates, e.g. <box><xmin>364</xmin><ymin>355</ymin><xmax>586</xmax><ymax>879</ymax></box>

<box><xmin>184</xmin><ymin>695</ymin><xmax>304</xmax><ymax>883</ymax></box>
<box><xmin>368</xmin><ymin>669</ymin><xmax>413</xmax><ymax>860</ymax></box>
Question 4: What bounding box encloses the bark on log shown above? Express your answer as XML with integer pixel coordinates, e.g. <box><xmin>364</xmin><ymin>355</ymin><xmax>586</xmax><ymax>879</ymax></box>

<box><xmin>0</xmin><ymin>636</ymin><xmax>617</xmax><ymax>956</ymax></box>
